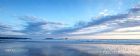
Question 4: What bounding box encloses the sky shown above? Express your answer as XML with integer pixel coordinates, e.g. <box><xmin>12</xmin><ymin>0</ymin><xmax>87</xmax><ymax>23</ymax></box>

<box><xmin>0</xmin><ymin>0</ymin><xmax>140</xmax><ymax>39</ymax></box>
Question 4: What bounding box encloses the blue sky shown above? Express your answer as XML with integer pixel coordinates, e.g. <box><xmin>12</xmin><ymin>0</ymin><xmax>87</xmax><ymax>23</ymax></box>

<box><xmin>0</xmin><ymin>0</ymin><xmax>140</xmax><ymax>39</ymax></box>
<box><xmin>0</xmin><ymin>0</ymin><xmax>138</xmax><ymax>26</ymax></box>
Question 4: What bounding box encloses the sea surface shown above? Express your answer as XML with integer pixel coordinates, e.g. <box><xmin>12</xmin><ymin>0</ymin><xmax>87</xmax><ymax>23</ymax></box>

<box><xmin>0</xmin><ymin>39</ymin><xmax>140</xmax><ymax>56</ymax></box>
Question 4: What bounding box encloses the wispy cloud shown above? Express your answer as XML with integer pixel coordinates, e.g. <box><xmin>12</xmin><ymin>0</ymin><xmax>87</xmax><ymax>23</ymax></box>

<box><xmin>68</xmin><ymin>8</ymin><xmax>140</xmax><ymax>39</ymax></box>
<box><xmin>58</xmin><ymin>4</ymin><xmax>140</xmax><ymax>36</ymax></box>
<box><xmin>25</xmin><ymin>3</ymin><xmax>140</xmax><ymax>37</ymax></box>
<box><xmin>1</xmin><ymin>3</ymin><xmax>140</xmax><ymax>39</ymax></box>
<box><xmin>0</xmin><ymin>23</ymin><xmax>25</xmax><ymax>35</ymax></box>
<box><xmin>0</xmin><ymin>23</ymin><xmax>11</xmax><ymax>32</ymax></box>
<box><xmin>18</xmin><ymin>16</ymin><xmax>66</xmax><ymax>35</ymax></box>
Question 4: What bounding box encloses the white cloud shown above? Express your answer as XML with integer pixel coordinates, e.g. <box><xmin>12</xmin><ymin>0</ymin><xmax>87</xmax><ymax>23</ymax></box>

<box><xmin>114</xmin><ymin>26</ymin><xmax>140</xmax><ymax>32</ymax></box>
<box><xmin>1</xmin><ymin>3</ymin><xmax>140</xmax><ymax>40</ymax></box>
<box><xmin>0</xmin><ymin>31</ymin><xmax>25</xmax><ymax>35</ymax></box>
<box><xmin>99</xmin><ymin>9</ymin><xmax>109</xmax><ymax>16</ymax></box>
<box><xmin>70</xmin><ymin>24</ymin><xmax>111</xmax><ymax>35</ymax></box>
<box><xmin>0</xmin><ymin>23</ymin><xmax>25</xmax><ymax>35</ymax></box>
<box><xmin>60</xmin><ymin>4</ymin><xmax>140</xmax><ymax>38</ymax></box>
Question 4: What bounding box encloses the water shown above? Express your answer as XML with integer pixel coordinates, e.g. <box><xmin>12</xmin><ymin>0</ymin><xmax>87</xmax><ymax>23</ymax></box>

<box><xmin>0</xmin><ymin>40</ymin><xmax>140</xmax><ymax>56</ymax></box>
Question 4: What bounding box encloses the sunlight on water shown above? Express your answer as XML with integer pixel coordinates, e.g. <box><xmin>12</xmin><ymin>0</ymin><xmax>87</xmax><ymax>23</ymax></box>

<box><xmin>66</xmin><ymin>44</ymin><xmax>140</xmax><ymax>56</ymax></box>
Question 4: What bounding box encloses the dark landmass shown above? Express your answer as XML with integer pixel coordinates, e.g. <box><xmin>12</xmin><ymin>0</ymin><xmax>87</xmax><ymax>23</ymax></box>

<box><xmin>45</xmin><ymin>38</ymin><xmax>54</xmax><ymax>40</ymax></box>
<box><xmin>0</xmin><ymin>37</ymin><xmax>30</xmax><ymax>39</ymax></box>
<box><xmin>45</xmin><ymin>38</ymin><xmax>68</xmax><ymax>40</ymax></box>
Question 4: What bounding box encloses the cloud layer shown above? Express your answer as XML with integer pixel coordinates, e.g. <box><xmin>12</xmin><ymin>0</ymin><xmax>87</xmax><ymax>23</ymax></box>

<box><xmin>0</xmin><ymin>4</ymin><xmax>140</xmax><ymax>39</ymax></box>
<box><xmin>0</xmin><ymin>23</ymin><xmax>25</xmax><ymax>35</ymax></box>
<box><xmin>65</xmin><ymin>4</ymin><xmax>140</xmax><ymax>36</ymax></box>
<box><xmin>19</xmin><ymin>16</ymin><xmax>66</xmax><ymax>35</ymax></box>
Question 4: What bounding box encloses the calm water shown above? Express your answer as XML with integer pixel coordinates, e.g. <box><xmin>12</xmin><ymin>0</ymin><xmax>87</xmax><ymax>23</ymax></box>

<box><xmin>0</xmin><ymin>41</ymin><xmax>140</xmax><ymax>56</ymax></box>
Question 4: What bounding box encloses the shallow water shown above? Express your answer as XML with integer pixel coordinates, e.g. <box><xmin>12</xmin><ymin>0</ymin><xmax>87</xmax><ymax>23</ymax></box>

<box><xmin>0</xmin><ymin>41</ymin><xmax>139</xmax><ymax>56</ymax></box>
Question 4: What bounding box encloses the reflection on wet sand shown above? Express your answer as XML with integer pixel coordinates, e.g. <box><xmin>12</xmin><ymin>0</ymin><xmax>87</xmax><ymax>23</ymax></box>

<box><xmin>0</xmin><ymin>42</ymin><xmax>139</xmax><ymax>56</ymax></box>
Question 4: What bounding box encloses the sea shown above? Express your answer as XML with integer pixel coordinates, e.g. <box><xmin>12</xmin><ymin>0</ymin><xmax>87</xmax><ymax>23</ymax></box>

<box><xmin>0</xmin><ymin>39</ymin><xmax>140</xmax><ymax>56</ymax></box>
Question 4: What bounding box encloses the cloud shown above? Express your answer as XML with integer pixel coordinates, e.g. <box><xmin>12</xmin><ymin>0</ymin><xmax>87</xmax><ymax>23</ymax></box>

<box><xmin>58</xmin><ymin>4</ymin><xmax>140</xmax><ymax>36</ymax></box>
<box><xmin>52</xmin><ymin>13</ymin><xmax>129</xmax><ymax>35</ymax></box>
<box><xmin>18</xmin><ymin>16</ymin><xmax>66</xmax><ymax>35</ymax></box>
<box><xmin>6</xmin><ymin>3</ymin><xmax>139</xmax><ymax>38</ymax></box>
<box><xmin>0</xmin><ymin>23</ymin><xmax>25</xmax><ymax>35</ymax></box>
<box><xmin>49</xmin><ymin>13</ymin><xmax>128</xmax><ymax>35</ymax></box>
<box><xmin>98</xmin><ymin>9</ymin><xmax>112</xmax><ymax>16</ymax></box>
<box><xmin>0</xmin><ymin>24</ymin><xmax>10</xmax><ymax>31</ymax></box>
<box><xmin>1</xmin><ymin>3</ymin><xmax>140</xmax><ymax>39</ymax></box>
<box><xmin>1</xmin><ymin>15</ymin><xmax>67</xmax><ymax>36</ymax></box>
<box><xmin>114</xmin><ymin>26</ymin><xmax>140</xmax><ymax>32</ymax></box>
<box><xmin>129</xmin><ymin>4</ymin><xmax>140</xmax><ymax>13</ymax></box>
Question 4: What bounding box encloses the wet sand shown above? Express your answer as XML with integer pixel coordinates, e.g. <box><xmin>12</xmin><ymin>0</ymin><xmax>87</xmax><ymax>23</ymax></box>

<box><xmin>0</xmin><ymin>42</ymin><xmax>139</xmax><ymax>56</ymax></box>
